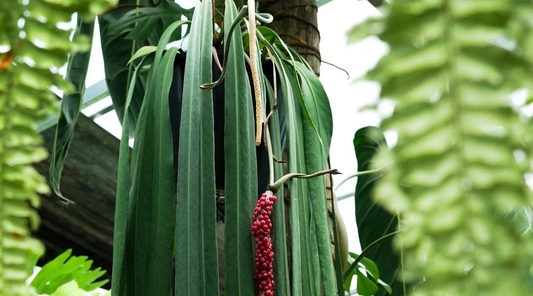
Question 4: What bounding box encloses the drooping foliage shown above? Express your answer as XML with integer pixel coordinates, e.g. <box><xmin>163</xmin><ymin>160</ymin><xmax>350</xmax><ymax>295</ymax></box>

<box><xmin>350</xmin><ymin>0</ymin><xmax>533</xmax><ymax>295</ymax></box>
<box><xmin>49</xmin><ymin>20</ymin><xmax>94</xmax><ymax>201</ymax></box>
<box><xmin>102</xmin><ymin>0</ymin><xmax>341</xmax><ymax>295</ymax></box>
<box><xmin>0</xmin><ymin>0</ymin><xmax>114</xmax><ymax>294</ymax></box>
<box><xmin>98</xmin><ymin>0</ymin><xmax>193</xmax><ymax>132</ymax></box>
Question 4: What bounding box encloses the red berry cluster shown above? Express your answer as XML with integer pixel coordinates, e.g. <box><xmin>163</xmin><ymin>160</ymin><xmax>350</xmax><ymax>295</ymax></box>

<box><xmin>251</xmin><ymin>191</ymin><xmax>277</xmax><ymax>296</ymax></box>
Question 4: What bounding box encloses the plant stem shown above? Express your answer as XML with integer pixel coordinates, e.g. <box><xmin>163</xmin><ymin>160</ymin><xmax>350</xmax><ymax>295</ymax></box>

<box><xmin>333</xmin><ymin>167</ymin><xmax>384</xmax><ymax>192</ymax></box>
<box><xmin>343</xmin><ymin>230</ymin><xmax>401</xmax><ymax>282</ymax></box>
<box><xmin>266</xmin><ymin>126</ymin><xmax>275</xmax><ymax>185</ymax></box>
<box><xmin>268</xmin><ymin>169</ymin><xmax>341</xmax><ymax>193</ymax></box>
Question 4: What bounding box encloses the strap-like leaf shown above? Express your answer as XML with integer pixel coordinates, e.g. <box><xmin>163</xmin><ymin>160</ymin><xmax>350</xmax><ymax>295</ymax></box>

<box><xmin>258</xmin><ymin>29</ymin><xmax>322</xmax><ymax>296</ymax></box>
<box><xmin>111</xmin><ymin>58</ymin><xmax>144</xmax><ymax>296</ymax></box>
<box><xmin>123</xmin><ymin>20</ymin><xmax>185</xmax><ymax>296</ymax></box>
<box><xmin>175</xmin><ymin>0</ymin><xmax>219</xmax><ymax>295</ymax></box>
<box><xmin>223</xmin><ymin>1</ymin><xmax>256</xmax><ymax>295</ymax></box>
<box><xmin>298</xmin><ymin>65</ymin><xmax>337</xmax><ymax>295</ymax></box>
<box><xmin>263</xmin><ymin>76</ymin><xmax>291</xmax><ymax>296</ymax></box>
<box><xmin>49</xmin><ymin>19</ymin><xmax>94</xmax><ymax>202</ymax></box>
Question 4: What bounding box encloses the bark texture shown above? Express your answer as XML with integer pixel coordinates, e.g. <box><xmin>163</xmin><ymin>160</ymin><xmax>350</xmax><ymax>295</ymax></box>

<box><xmin>259</xmin><ymin>0</ymin><xmax>321</xmax><ymax>75</ymax></box>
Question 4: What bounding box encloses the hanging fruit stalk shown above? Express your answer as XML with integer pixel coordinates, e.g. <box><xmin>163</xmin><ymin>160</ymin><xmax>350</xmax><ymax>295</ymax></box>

<box><xmin>250</xmin><ymin>168</ymin><xmax>339</xmax><ymax>295</ymax></box>
<box><xmin>252</xmin><ymin>191</ymin><xmax>277</xmax><ymax>296</ymax></box>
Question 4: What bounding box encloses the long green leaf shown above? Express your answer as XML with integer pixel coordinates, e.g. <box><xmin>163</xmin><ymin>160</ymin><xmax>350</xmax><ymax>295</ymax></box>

<box><xmin>175</xmin><ymin>0</ymin><xmax>219</xmax><ymax>295</ymax></box>
<box><xmin>298</xmin><ymin>70</ymin><xmax>337</xmax><ymax>295</ymax></box>
<box><xmin>257</xmin><ymin>29</ymin><xmax>318</xmax><ymax>296</ymax></box>
<box><xmin>49</xmin><ymin>19</ymin><xmax>94</xmax><ymax>202</ymax></box>
<box><xmin>223</xmin><ymin>1</ymin><xmax>256</xmax><ymax>295</ymax></box>
<box><xmin>353</xmin><ymin>126</ymin><xmax>402</xmax><ymax>296</ymax></box>
<box><xmin>283</xmin><ymin>65</ymin><xmax>317</xmax><ymax>296</ymax></box>
<box><xmin>124</xmin><ymin>19</ymin><xmax>184</xmax><ymax>295</ymax></box>
<box><xmin>259</xmin><ymin>41</ymin><xmax>340</xmax><ymax>296</ymax></box>
<box><xmin>262</xmin><ymin>72</ymin><xmax>290</xmax><ymax>296</ymax></box>
<box><xmin>111</xmin><ymin>59</ymin><xmax>144</xmax><ymax>296</ymax></box>
<box><xmin>293</xmin><ymin>61</ymin><xmax>333</xmax><ymax>151</ymax></box>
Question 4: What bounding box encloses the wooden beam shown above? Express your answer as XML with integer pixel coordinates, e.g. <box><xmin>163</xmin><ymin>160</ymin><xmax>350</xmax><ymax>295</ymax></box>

<box><xmin>34</xmin><ymin>114</ymin><xmax>120</xmax><ymax>285</ymax></box>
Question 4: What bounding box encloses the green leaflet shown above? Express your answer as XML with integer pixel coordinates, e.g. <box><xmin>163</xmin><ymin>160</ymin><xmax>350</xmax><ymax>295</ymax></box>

<box><xmin>31</xmin><ymin>249</ymin><xmax>108</xmax><ymax>295</ymax></box>
<box><xmin>49</xmin><ymin>19</ymin><xmax>94</xmax><ymax>202</ymax></box>
<box><xmin>175</xmin><ymin>0</ymin><xmax>219</xmax><ymax>295</ymax></box>
<box><xmin>124</xmin><ymin>20</ymin><xmax>185</xmax><ymax>296</ymax></box>
<box><xmin>223</xmin><ymin>1</ymin><xmax>256</xmax><ymax>295</ymax></box>
<box><xmin>356</xmin><ymin>0</ymin><xmax>533</xmax><ymax>295</ymax></box>
<box><xmin>353</xmin><ymin>127</ymin><xmax>403</xmax><ymax>296</ymax></box>
<box><xmin>127</xmin><ymin>45</ymin><xmax>157</xmax><ymax>65</ymax></box>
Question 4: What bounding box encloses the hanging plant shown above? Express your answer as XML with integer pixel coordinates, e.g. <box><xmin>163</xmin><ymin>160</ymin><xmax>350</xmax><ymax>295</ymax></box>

<box><xmin>47</xmin><ymin>0</ymin><xmax>347</xmax><ymax>295</ymax></box>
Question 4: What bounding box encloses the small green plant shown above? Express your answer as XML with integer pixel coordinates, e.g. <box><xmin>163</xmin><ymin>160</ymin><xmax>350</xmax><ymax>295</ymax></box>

<box><xmin>31</xmin><ymin>249</ymin><xmax>108</xmax><ymax>295</ymax></box>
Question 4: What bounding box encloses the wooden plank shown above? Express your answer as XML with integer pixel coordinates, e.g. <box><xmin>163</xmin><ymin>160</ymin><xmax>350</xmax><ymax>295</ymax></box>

<box><xmin>34</xmin><ymin>114</ymin><xmax>119</xmax><ymax>284</ymax></box>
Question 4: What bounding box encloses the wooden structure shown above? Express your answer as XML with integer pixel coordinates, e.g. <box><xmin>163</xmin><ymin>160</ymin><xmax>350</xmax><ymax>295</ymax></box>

<box><xmin>34</xmin><ymin>115</ymin><xmax>118</xmax><ymax>283</ymax></box>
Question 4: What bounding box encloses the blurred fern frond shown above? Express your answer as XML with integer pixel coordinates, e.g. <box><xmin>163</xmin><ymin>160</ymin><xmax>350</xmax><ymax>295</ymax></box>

<box><xmin>351</xmin><ymin>0</ymin><xmax>533</xmax><ymax>295</ymax></box>
<box><xmin>0</xmin><ymin>0</ymin><xmax>115</xmax><ymax>294</ymax></box>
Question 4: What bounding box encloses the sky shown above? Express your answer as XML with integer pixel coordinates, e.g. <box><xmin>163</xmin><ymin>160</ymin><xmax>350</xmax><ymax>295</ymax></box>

<box><xmin>317</xmin><ymin>0</ymin><xmax>386</xmax><ymax>255</ymax></box>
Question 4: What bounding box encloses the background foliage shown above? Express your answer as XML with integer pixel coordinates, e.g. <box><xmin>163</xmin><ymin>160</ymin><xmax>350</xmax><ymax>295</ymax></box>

<box><xmin>352</xmin><ymin>127</ymin><xmax>403</xmax><ymax>296</ymax></box>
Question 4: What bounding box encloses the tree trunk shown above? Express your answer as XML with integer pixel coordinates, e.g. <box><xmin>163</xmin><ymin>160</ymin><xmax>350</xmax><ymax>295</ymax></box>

<box><xmin>259</xmin><ymin>0</ymin><xmax>321</xmax><ymax>75</ymax></box>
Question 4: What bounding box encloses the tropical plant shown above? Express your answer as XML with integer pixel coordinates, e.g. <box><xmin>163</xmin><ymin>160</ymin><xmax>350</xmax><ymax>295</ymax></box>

<box><xmin>0</xmin><ymin>0</ymin><xmax>115</xmax><ymax>295</ymax></box>
<box><xmin>349</xmin><ymin>0</ymin><xmax>533</xmax><ymax>295</ymax></box>
<box><xmin>44</xmin><ymin>0</ymin><xmax>349</xmax><ymax>296</ymax></box>
<box><xmin>8</xmin><ymin>0</ymin><xmax>533</xmax><ymax>296</ymax></box>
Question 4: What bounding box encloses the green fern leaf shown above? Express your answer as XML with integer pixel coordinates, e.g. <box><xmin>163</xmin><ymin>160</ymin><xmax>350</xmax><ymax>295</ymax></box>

<box><xmin>0</xmin><ymin>0</ymin><xmax>115</xmax><ymax>295</ymax></box>
<box><xmin>352</xmin><ymin>0</ymin><xmax>533</xmax><ymax>295</ymax></box>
